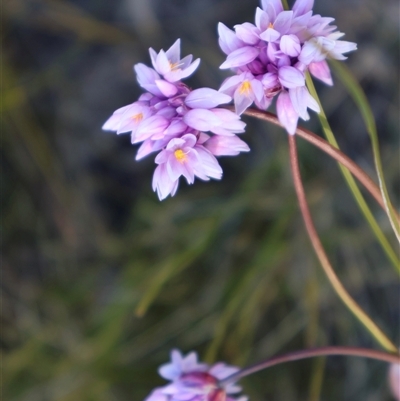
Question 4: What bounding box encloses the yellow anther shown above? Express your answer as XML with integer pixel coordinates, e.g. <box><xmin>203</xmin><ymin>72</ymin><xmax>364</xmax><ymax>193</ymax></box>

<box><xmin>169</xmin><ymin>61</ymin><xmax>182</xmax><ymax>71</ymax></box>
<box><xmin>268</xmin><ymin>22</ymin><xmax>274</xmax><ymax>29</ymax></box>
<box><xmin>174</xmin><ymin>149</ymin><xmax>187</xmax><ymax>163</ymax></box>
<box><xmin>131</xmin><ymin>112</ymin><xmax>144</xmax><ymax>123</ymax></box>
<box><xmin>239</xmin><ymin>80</ymin><xmax>252</xmax><ymax>96</ymax></box>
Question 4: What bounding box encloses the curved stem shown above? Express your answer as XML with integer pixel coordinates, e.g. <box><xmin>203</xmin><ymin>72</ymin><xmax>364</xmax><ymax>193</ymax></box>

<box><xmin>219</xmin><ymin>346</ymin><xmax>400</xmax><ymax>386</ymax></box>
<box><xmin>287</xmin><ymin>134</ymin><xmax>397</xmax><ymax>352</ymax></box>
<box><xmin>240</xmin><ymin>108</ymin><xmax>400</xmax><ymax>270</ymax></box>
<box><xmin>241</xmin><ymin>108</ymin><xmax>394</xmax><ymax>217</ymax></box>
<box><xmin>327</xmin><ymin>62</ymin><xmax>400</xmax><ymax>239</ymax></box>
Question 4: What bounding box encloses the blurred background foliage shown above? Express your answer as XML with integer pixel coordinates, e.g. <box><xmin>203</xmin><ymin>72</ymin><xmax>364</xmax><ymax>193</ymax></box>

<box><xmin>3</xmin><ymin>0</ymin><xmax>399</xmax><ymax>400</ymax></box>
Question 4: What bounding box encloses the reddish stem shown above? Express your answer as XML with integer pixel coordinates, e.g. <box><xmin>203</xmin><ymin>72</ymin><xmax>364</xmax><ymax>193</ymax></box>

<box><xmin>219</xmin><ymin>346</ymin><xmax>400</xmax><ymax>385</ymax></box>
<box><xmin>241</xmin><ymin>108</ymin><xmax>395</xmax><ymax>217</ymax></box>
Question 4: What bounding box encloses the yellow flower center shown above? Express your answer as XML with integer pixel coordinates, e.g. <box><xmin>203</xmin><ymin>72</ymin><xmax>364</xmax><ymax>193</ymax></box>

<box><xmin>174</xmin><ymin>149</ymin><xmax>187</xmax><ymax>163</ymax></box>
<box><xmin>239</xmin><ymin>80</ymin><xmax>252</xmax><ymax>96</ymax></box>
<box><xmin>268</xmin><ymin>22</ymin><xmax>274</xmax><ymax>29</ymax></box>
<box><xmin>169</xmin><ymin>61</ymin><xmax>182</xmax><ymax>71</ymax></box>
<box><xmin>131</xmin><ymin>112</ymin><xmax>144</xmax><ymax>123</ymax></box>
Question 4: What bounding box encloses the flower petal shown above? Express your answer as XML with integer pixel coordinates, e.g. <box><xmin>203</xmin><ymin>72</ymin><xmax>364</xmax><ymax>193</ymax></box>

<box><xmin>155</xmin><ymin>79</ymin><xmax>178</xmax><ymax>98</ymax></box>
<box><xmin>183</xmin><ymin>109</ymin><xmax>222</xmax><ymax>132</ymax></box>
<box><xmin>218</xmin><ymin>22</ymin><xmax>245</xmax><ymax>55</ymax></box>
<box><xmin>309</xmin><ymin>60</ymin><xmax>333</xmax><ymax>85</ymax></box>
<box><xmin>278</xmin><ymin>66</ymin><xmax>305</xmax><ymax>88</ymax></box>
<box><xmin>204</xmin><ymin>135</ymin><xmax>250</xmax><ymax>156</ymax></box>
<box><xmin>280</xmin><ymin>34</ymin><xmax>301</xmax><ymax>57</ymax></box>
<box><xmin>220</xmin><ymin>46</ymin><xmax>259</xmax><ymax>69</ymax></box>
<box><xmin>292</xmin><ymin>0</ymin><xmax>314</xmax><ymax>16</ymax></box>
<box><xmin>185</xmin><ymin>88</ymin><xmax>232</xmax><ymax>109</ymax></box>
<box><xmin>277</xmin><ymin>91</ymin><xmax>299</xmax><ymax>135</ymax></box>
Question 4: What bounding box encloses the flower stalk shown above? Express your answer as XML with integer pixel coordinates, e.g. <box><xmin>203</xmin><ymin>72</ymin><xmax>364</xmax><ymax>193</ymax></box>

<box><xmin>219</xmin><ymin>346</ymin><xmax>400</xmax><ymax>386</ymax></box>
<box><xmin>287</xmin><ymin>133</ymin><xmax>397</xmax><ymax>352</ymax></box>
<box><xmin>305</xmin><ymin>74</ymin><xmax>400</xmax><ymax>269</ymax></box>
<box><xmin>241</xmin><ymin>107</ymin><xmax>400</xmax><ymax>271</ymax></box>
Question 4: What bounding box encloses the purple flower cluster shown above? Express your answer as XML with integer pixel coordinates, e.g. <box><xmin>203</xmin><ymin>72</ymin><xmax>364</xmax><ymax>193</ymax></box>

<box><xmin>218</xmin><ymin>0</ymin><xmax>357</xmax><ymax>134</ymax></box>
<box><xmin>103</xmin><ymin>40</ymin><xmax>249</xmax><ymax>200</ymax></box>
<box><xmin>144</xmin><ymin>349</ymin><xmax>247</xmax><ymax>401</ymax></box>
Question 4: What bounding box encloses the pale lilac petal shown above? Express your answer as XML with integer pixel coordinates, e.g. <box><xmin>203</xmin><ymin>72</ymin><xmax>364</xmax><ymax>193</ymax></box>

<box><xmin>290</xmin><ymin>11</ymin><xmax>313</xmax><ymax>34</ymax></box>
<box><xmin>204</xmin><ymin>135</ymin><xmax>250</xmax><ymax>156</ymax></box>
<box><xmin>118</xmin><ymin>103</ymin><xmax>152</xmax><ymax>134</ymax></box>
<box><xmin>181</xmin><ymin>352</ymin><xmax>201</xmax><ymax>372</ymax></box>
<box><xmin>277</xmin><ymin>54</ymin><xmax>291</xmax><ymax>68</ymax></box>
<box><xmin>289</xmin><ymin>86</ymin><xmax>310</xmax><ymax>120</ymax></box>
<box><xmin>185</xmin><ymin>88</ymin><xmax>232</xmax><ymax>109</ymax></box>
<box><xmin>134</xmin><ymin>115</ymin><xmax>169</xmax><ymax>143</ymax></box>
<box><xmin>262</xmin><ymin>72</ymin><xmax>279</xmax><ymax>90</ymax></box>
<box><xmin>144</xmin><ymin>388</ymin><xmax>168</xmax><ymax>401</ymax></box>
<box><xmin>299</xmin><ymin>37</ymin><xmax>335</xmax><ymax>64</ymax></box>
<box><xmin>219</xmin><ymin>74</ymin><xmax>246</xmax><ymax>96</ymax></box>
<box><xmin>273</xmin><ymin>10</ymin><xmax>293</xmax><ymax>34</ymax></box>
<box><xmin>218</xmin><ymin>22</ymin><xmax>246</xmax><ymax>55</ymax></box>
<box><xmin>134</xmin><ymin>63</ymin><xmax>163</xmax><ymax>97</ymax></box>
<box><xmin>166</xmin><ymin>137</ymin><xmax>186</xmax><ymax>150</ymax></box>
<box><xmin>220</xmin><ymin>46</ymin><xmax>259</xmax><ymax>69</ymax></box>
<box><xmin>164</xmin><ymin>120</ymin><xmax>187</xmax><ymax>136</ymax></box>
<box><xmin>259</xmin><ymin>28</ymin><xmax>280</xmax><ymax>42</ymax></box>
<box><xmin>183</xmin><ymin>109</ymin><xmax>222</xmax><ymax>132</ymax></box>
<box><xmin>266</xmin><ymin>42</ymin><xmax>279</xmax><ymax>63</ymax></box>
<box><xmin>149</xmin><ymin>48</ymin><xmax>158</xmax><ymax>69</ymax></box>
<box><xmin>155</xmin><ymin>79</ymin><xmax>178</xmax><ymax>98</ymax></box>
<box><xmin>277</xmin><ymin>91</ymin><xmax>299</xmax><ymax>135</ymax></box>
<box><xmin>278</xmin><ymin>66</ymin><xmax>305</xmax><ymax>88</ymax></box>
<box><xmin>254</xmin><ymin>95</ymin><xmax>273</xmax><ymax>110</ymax></box>
<box><xmin>261</xmin><ymin>0</ymin><xmax>284</xmax><ymax>14</ymax></box>
<box><xmin>164</xmin><ymin>58</ymin><xmax>200</xmax><ymax>82</ymax></box>
<box><xmin>292</xmin><ymin>0</ymin><xmax>314</xmax><ymax>16</ymax></box>
<box><xmin>209</xmin><ymin>363</ymin><xmax>240</xmax><ymax>380</ymax></box>
<box><xmin>234</xmin><ymin>90</ymin><xmax>254</xmax><ymax>115</ymax></box>
<box><xmin>102</xmin><ymin>105</ymin><xmax>130</xmax><ymax>131</ymax></box>
<box><xmin>155</xmin><ymin>106</ymin><xmax>176</xmax><ymax>120</ymax></box>
<box><xmin>165</xmin><ymin>38</ymin><xmax>181</xmax><ymax>63</ymax></box>
<box><xmin>389</xmin><ymin>362</ymin><xmax>400</xmax><ymax>401</ymax></box>
<box><xmin>329</xmin><ymin>40</ymin><xmax>357</xmax><ymax>60</ymax></box>
<box><xmin>152</xmin><ymin>164</ymin><xmax>178</xmax><ymax>201</ymax></box>
<box><xmin>255</xmin><ymin>7</ymin><xmax>271</xmax><ymax>31</ymax></box>
<box><xmin>280</xmin><ymin>34</ymin><xmax>301</xmax><ymax>57</ymax></box>
<box><xmin>194</xmin><ymin>147</ymin><xmax>223</xmax><ymax>180</ymax></box>
<box><xmin>305</xmin><ymin>90</ymin><xmax>320</xmax><ymax>113</ymax></box>
<box><xmin>210</xmin><ymin>108</ymin><xmax>246</xmax><ymax>135</ymax></box>
<box><xmin>177</xmin><ymin>54</ymin><xmax>193</xmax><ymax>69</ymax></box>
<box><xmin>234</xmin><ymin>22</ymin><xmax>260</xmax><ymax>45</ymax></box>
<box><xmin>309</xmin><ymin>60</ymin><xmax>333</xmax><ymax>85</ymax></box>
<box><xmin>251</xmin><ymin>78</ymin><xmax>265</xmax><ymax>102</ymax></box>
<box><xmin>155</xmin><ymin>50</ymin><xmax>171</xmax><ymax>76</ymax></box>
<box><xmin>180</xmin><ymin>133</ymin><xmax>197</xmax><ymax>148</ymax></box>
<box><xmin>136</xmin><ymin>140</ymin><xmax>162</xmax><ymax>160</ymax></box>
<box><xmin>167</xmin><ymin>154</ymin><xmax>190</xmax><ymax>182</ymax></box>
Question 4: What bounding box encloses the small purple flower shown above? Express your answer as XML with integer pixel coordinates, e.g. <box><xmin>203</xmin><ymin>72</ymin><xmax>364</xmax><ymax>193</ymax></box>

<box><xmin>103</xmin><ymin>40</ymin><xmax>249</xmax><ymax>200</ymax></box>
<box><xmin>152</xmin><ymin>134</ymin><xmax>223</xmax><ymax>200</ymax></box>
<box><xmin>219</xmin><ymin>72</ymin><xmax>265</xmax><ymax>115</ymax></box>
<box><xmin>149</xmin><ymin>39</ymin><xmax>201</xmax><ymax>83</ymax></box>
<box><xmin>144</xmin><ymin>349</ymin><xmax>248</xmax><ymax>401</ymax></box>
<box><xmin>217</xmin><ymin>0</ymin><xmax>356</xmax><ymax>134</ymax></box>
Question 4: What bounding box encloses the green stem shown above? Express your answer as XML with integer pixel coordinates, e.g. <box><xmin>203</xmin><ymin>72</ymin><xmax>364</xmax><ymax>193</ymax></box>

<box><xmin>240</xmin><ymin>108</ymin><xmax>400</xmax><ymax>271</ymax></box>
<box><xmin>288</xmin><ymin>134</ymin><xmax>397</xmax><ymax>352</ymax></box>
<box><xmin>329</xmin><ymin>61</ymin><xmax>400</xmax><ymax>240</ymax></box>
<box><xmin>306</xmin><ymin>74</ymin><xmax>400</xmax><ymax>271</ymax></box>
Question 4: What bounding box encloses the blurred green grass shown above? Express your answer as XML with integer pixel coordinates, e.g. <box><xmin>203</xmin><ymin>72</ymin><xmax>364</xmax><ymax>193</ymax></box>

<box><xmin>3</xmin><ymin>0</ymin><xmax>399</xmax><ymax>400</ymax></box>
